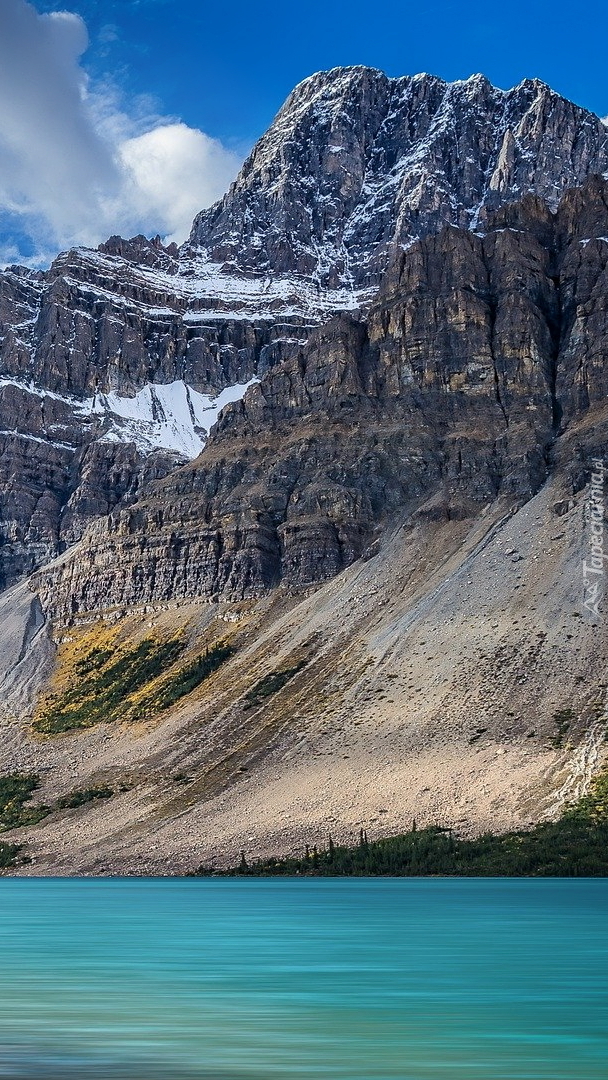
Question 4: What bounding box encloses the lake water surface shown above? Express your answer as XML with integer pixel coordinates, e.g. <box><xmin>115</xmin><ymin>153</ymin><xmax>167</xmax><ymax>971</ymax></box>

<box><xmin>0</xmin><ymin>878</ymin><xmax>605</xmax><ymax>1079</ymax></box>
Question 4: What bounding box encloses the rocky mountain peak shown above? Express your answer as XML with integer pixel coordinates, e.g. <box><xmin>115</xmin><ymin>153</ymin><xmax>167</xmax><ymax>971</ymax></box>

<box><xmin>186</xmin><ymin>67</ymin><xmax>608</xmax><ymax>291</ymax></box>
<box><xmin>275</xmin><ymin>64</ymin><xmax>392</xmax><ymax>112</ymax></box>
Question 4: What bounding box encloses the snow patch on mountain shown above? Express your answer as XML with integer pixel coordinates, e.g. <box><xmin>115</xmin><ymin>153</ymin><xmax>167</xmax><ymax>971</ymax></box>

<box><xmin>63</xmin><ymin>246</ymin><xmax>366</xmax><ymax>321</ymax></box>
<box><xmin>92</xmin><ymin>378</ymin><xmax>259</xmax><ymax>458</ymax></box>
<box><xmin>0</xmin><ymin>375</ymin><xmax>258</xmax><ymax>460</ymax></box>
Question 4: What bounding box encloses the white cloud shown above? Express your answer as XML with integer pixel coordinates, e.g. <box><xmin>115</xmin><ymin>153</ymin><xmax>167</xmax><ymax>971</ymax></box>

<box><xmin>0</xmin><ymin>0</ymin><xmax>241</xmax><ymax>265</ymax></box>
<box><xmin>117</xmin><ymin>124</ymin><xmax>238</xmax><ymax>245</ymax></box>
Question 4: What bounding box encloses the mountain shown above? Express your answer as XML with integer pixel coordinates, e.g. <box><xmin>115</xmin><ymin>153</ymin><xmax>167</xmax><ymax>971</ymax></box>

<box><xmin>1</xmin><ymin>68</ymin><xmax>608</xmax><ymax>595</ymax></box>
<box><xmin>0</xmin><ymin>68</ymin><xmax>607</xmax><ymax>874</ymax></box>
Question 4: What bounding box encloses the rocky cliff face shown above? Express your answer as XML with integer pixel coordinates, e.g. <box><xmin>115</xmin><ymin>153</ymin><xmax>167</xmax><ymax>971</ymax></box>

<box><xmin>189</xmin><ymin>67</ymin><xmax>608</xmax><ymax>288</ymax></box>
<box><xmin>2</xmin><ymin>66</ymin><xmax>608</xmax><ymax>598</ymax></box>
<box><xmin>37</xmin><ymin>176</ymin><xmax>608</xmax><ymax>620</ymax></box>
<box><xmin>0</xmin><ymin>240</ymin><xmax>311</xmax><ymax>588</ymax></box>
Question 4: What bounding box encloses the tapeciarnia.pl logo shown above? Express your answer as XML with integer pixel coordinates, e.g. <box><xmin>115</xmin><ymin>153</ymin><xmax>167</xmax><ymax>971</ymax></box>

<box><xmin>582</xmin><ymin>458</ymin><xmax>605</xmax><ymax>619</ymax></box>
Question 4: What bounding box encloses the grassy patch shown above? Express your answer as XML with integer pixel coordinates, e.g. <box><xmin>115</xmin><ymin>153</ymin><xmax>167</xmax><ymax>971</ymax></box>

<box><xmin>551</xmin><ymin>708</ymin><xmax>574</xmax><ymax>749</ymax></box>
<box><xmin>35</xmin><ymin>634</ymin><xmax>187</xmax><ymax>734</ymax></box>
<box><xmin>0</xmin><ymin>773</ymin><xmax>120</xmax><ymax>868</ymax></box>
<box><xmin>35</xmin><ymin>623</ymin><xmax>236</xmax><ymax>734</ymax></box>
<box><xmin>0</xmin><ymin>774</ymin><xmax>48</xmax><ymax>830</ymax></box>
<box><xmin>128</xmin><ymin>642</ymin><xmax>235</xmax><ymax>722</ymax></box>
<box><xmin>0</xmin><ymin>773</ymin><xmax>118</xmax><ymax>831</ymax></box>
<box><xmin>197</xmin><ymin>765</ymin><xmax>608</xmax><ymax>878</ymax></box>
<box><xmin>0</xmin><ymin>841</ymin><xmax>25</xmax><ymax>870</ymax></box>
<box><xmin>243</xmin><ymin>660</ymin><xmax>307</xmax><ymax>711</ymax></box>
<box><xmin>56</xmin><ymin>786</ymin><xmax>114</xmax><ymax>809</ymax></box>
<box><xmin>74</xmin><ymin>646</ymin><xmax>116</xmax><ymax>676</ymax></box>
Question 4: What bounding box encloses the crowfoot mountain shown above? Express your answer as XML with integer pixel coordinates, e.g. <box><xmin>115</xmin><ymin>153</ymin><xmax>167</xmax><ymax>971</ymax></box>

<box><xmin>0</xmin><ymin>67</ymin><xmax>607</xmax><ymax>874</ymax></box>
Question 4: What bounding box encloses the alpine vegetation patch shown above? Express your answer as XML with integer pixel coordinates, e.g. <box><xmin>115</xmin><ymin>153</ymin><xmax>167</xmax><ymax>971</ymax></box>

<box><xmin>582</xmin><ymin>458</ymin><xmax>606</xmax><ymax>621</ymax></box>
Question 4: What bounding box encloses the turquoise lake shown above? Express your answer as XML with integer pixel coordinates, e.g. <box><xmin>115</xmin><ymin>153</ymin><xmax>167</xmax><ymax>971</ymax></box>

<box><xmin>0</xmin><ymin>879</ymin><xmax>605</xmax><ymax>1078</ymax></box>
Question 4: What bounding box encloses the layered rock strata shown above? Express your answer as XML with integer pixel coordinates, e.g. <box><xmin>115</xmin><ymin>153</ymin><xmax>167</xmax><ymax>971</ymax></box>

<box><xmin>37</xmin><ymin>177</ymin><xmax>608</xmax><ymax>620</ymax></box>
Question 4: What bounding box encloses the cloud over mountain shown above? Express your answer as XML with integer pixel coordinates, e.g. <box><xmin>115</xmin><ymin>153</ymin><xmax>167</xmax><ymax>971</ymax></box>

<box><xmin>0</xmin><ymin>0</ymin><xmax>241</xmax><ymax>265</ymax></box>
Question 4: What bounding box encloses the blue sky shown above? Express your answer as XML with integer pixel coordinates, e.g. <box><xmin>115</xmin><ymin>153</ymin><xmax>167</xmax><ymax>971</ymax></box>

<box><xmin>35</xmin><ymin>0</ymin><xmax>608</xmax><ymax>141</ymax></box>
<box><xmin>3</xmin><ymin>0</ymin><xmax>608</xmax><ymax>266</ymax></box>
